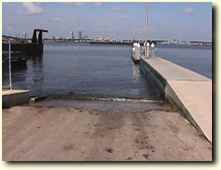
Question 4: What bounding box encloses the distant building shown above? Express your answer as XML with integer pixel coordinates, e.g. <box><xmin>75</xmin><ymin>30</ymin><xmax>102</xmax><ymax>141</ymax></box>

<box><xmin>190</xmin><ymin>41</ymin><xmax>212</xmax><ymax>47</ymax></box>
<box><xmin>95</xmin><ymin>36</ymin><xmax>112</xmax><ymax>42</ymax></box>
<box><xmin>71</xmin><ymin>32</ymin><xmax>75</xmax><ymax>40</ymax></box>
<box><xmin>122</xmin><ymin>40</ymin><xmax>131</xmax><ymax>43</ymax></box>
<box><xmin>78</xmin><ymin>31</ymin><xmax>82</xmax><ymax>40</ymax></box>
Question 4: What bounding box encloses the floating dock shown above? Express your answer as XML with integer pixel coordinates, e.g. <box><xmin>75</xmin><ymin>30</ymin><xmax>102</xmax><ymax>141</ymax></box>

<box><xmin>140</xmin><ymin>56</ymin><xmax>212</xmax><ymax>142</ymax></box>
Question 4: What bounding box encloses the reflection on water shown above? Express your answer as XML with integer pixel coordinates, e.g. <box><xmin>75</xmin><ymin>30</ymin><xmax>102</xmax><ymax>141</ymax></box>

<box><xmin>3</xmin><ymin>44</ymin><xmax>162</xmax><ymax>99</ymax></box>
<box><xmin>3</xmin><ymin>44</ymin><xmax>212</xmax><ymax>99</ymax></box>
<box><xmin>132</xmin><ymin>64</ymin><xmax>141</xmax><ymax>81</ymax></box>
<box><xmin>3</xmin><ymin>62</ymin><xmax>27</xmax><ymax>89</ymax></box>
<box><xmin>27</xmin><ymin>55</ymin><xmax>44</xmax><ymax>94</ymax></box>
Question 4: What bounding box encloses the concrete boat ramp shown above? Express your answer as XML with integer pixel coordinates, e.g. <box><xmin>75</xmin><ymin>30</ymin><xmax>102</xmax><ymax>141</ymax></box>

<box><xmin>3</xmin><ymin>99</ymin><xmax>212</xmax><ymax>161</ymax></box>
<box><xmin>140</xmin><ymin>56</ymin><xmax>212</xmax><ymax>143</ymax></box>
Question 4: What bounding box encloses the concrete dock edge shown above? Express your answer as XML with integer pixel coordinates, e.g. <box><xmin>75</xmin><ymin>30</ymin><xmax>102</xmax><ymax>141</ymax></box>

<box><xmin>140</xmin><ymin>56</ymin><xmax>212</xmax><ymax>143</ymax></box>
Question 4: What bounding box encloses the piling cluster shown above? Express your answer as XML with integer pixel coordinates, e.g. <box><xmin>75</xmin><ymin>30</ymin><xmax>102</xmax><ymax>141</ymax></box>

<box><xmin>143</xmin><ymin>41</ymin><xmax>155</xmax><ymax>58</ymax></box>
<box><xmin>131</xmin><ymin>41</ymin><xmax>156</xmax><ymax>64</ymax></box>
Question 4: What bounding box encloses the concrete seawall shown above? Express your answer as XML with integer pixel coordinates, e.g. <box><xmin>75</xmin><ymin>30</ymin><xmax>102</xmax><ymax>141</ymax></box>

<box><xmin>140</xmin><ymin>56</ymin><xmax>212</xmax><ymax>143</ymax></box>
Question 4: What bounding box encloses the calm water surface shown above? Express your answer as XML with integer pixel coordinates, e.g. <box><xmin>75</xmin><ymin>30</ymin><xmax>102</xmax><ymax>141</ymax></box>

<box><xmin>156</xmin><ymin>47</ymin><xmax>212</xmax><ymax>79</ymax></box>
<box><xmin>3</xmin><ymin>44</ymin><xmax>212</xmax><ymax>99</ymax></box>
<box><xmin>3</xmin><ymin>43</ymin><xmax>161</xmax><ymax>99</ymax></box>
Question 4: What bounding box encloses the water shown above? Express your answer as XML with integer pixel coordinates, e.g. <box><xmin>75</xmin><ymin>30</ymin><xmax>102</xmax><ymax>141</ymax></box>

<box><xmin>3</xmin><ymin>43</ymin><xmax>161</xmax><ymax>99</ymax></box>
<box><xmin>3</xmin><ymin>44</ymin><xmax>212</xmax><ymax>99</ymax></box>
<box><xmin>155</xmin><ymin>47</ymin><xmax>212</xmax><ymax>79</ymax></box>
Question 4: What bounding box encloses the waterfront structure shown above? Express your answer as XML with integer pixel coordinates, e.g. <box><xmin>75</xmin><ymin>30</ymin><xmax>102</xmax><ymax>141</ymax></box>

<box><xmin>2</xmin><ymin>29</ymin><xmax>48</xmax><ymax>66</ymax></box>
<box><xmin>144</xmin><ymin>41</ymin><xmax>150</xmax><ymax>58</ymax></box>
<box><xmin>140</xmin><ymin>56</ymin><xmax>212</xmax><ymax>142</ymax></box>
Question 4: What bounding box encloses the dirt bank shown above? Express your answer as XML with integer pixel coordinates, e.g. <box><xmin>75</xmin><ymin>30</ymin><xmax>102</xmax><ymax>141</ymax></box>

<box><xmin>2</xmin><ymin>99</ymin><xmax>212</xmax><ymax>161</ymax></box>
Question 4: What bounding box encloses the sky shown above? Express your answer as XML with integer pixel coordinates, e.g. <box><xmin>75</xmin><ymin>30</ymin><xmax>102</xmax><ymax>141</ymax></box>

<box><xmin>2</xmin><ymin>2</ymin><xmax>212</xmax><ymax>41</ymax></box>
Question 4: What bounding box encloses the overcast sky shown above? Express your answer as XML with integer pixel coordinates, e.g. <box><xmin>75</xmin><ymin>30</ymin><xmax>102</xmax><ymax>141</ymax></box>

<box><xmin>3</xmin><ymin>2</ymin><xmax>212</xmax><ymax>41</ymax></box>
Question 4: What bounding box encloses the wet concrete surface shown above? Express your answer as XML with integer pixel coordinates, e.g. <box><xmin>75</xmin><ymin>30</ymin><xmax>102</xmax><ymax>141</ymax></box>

<box><xmin>2</xmin><ymin>99</ymin><xmax>212</xmax><ymax>161</ymax></box>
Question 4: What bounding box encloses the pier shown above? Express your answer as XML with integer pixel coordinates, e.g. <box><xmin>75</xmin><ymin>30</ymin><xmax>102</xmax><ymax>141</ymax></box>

<box><xmin>2</xmin><ymin>29</ymin><xmax>48</xmax><ymax>65</ymax></box>
<box><xmin>140</xmin><ymin>56</ymin><xmax>212</xmax><ymax>142</ymax></box>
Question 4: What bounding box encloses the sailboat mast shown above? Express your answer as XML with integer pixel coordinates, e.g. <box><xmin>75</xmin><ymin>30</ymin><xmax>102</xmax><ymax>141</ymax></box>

<box><xmin>145</xmin><ymin>7</ymin><xmax>148</xmax><ymax>40</ymax></box>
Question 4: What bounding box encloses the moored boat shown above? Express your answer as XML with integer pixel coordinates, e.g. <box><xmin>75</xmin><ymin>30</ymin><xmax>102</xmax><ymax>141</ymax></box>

<box><xmin>131</xmin><ymin>42</ymin><xmax>141</xmax><ymax>64</ymax></box>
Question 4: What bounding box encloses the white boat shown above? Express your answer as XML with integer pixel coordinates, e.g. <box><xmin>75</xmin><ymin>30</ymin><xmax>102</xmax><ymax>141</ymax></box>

<box><xmin>131</xmin><ymin>42</ymin><xmax>141</xmax><ymax>64</ymax></box>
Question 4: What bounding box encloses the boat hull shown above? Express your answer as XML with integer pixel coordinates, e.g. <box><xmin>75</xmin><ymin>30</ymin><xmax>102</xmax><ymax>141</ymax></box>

<box><xmin>131</xmin><ymin>55</ymin><xmax>140</xmax><ymax>64</ymax></box>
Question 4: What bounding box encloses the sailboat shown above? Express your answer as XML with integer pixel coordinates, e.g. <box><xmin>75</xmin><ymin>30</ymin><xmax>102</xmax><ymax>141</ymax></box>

<box><xmin>131</xmin><ymin>6</ymin><xmax>149</xmax><ymax>63</ymax></box>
